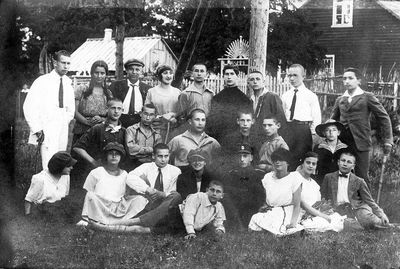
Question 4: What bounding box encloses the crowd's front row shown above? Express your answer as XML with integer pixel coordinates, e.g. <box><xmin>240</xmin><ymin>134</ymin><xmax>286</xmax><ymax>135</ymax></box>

<box><xmin>25</xmin><ymin>139</ymin><xmax>395</xmax><ymax>238</ymax></box>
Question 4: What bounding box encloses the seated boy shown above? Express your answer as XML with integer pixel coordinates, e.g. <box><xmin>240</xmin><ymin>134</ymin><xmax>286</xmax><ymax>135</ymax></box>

<box><xmin>181</xmin><ymin>180</ymin><xmax>226</xmax><ymax>239</ymax></box>
<box><xmin>314</xmin><ymin>120</ymin><xmax>348</xmax><ymax>185</ymax></box>
<box><xmin>321</xmin><ymin>149</ymin><xmax>391</xmax><ymax>230</ymax></box>
<box><xmin>73</xmin><ymin>98</ymin><xmax>126</xmax><ymax>169</ymax></box>
<box><xmin>125</xmin><ymin>104</ymin><xmax>162</xmax><ymax>171</ymax></box>
<box><xmin>24</xmin><ymin>151</ymin><xmax>76</xmax><ymax>215</ymax></box>
<box><xmin>257</xmin><ymin>116</ymin><xmax>289</xmax><ymax>172</ymax></box>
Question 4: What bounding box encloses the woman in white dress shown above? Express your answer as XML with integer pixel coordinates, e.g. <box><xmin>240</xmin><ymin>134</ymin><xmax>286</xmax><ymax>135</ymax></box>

<box><xmin>79</xmin><ymin>142</ymin><xmax>147</xmax><ymax>228</ymax></box>
<box><xmin>145</xmin><ymin>65</ymin><xmax>181</xmax><ymax>142</ymax></box>
<box><xmin>248</xmin><ymin>148</ymin><xmax>303</xmax><ymax>236</ymax></box>
<box><xmin>295</xmin><ymin>152</ymin><xmax>344</xmax><ymax>232</ymax></box>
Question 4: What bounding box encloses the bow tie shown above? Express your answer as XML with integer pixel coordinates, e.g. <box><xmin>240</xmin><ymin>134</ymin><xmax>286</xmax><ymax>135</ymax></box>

<box><xmin>339</xmin><ymin>173</ymin><xmax>348</xmax><ymax>178</ymax></box>
<box><xmin>105</xmin><ymin>125</ymin><xmax>121</xmax><ymax>133</ymax></box>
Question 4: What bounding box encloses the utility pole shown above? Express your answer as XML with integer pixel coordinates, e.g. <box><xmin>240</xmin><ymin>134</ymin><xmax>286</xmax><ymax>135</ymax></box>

<box><xmin>249</xmin><ymin>0</ymin><xmax>269</xmax><ymax>73</ymax></box>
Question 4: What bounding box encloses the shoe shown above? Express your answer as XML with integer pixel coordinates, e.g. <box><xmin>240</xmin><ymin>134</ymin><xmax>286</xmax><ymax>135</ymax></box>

<box><xmin>76</xmin><ymin>220</ymin><xmax>89</xmax><ymax>227</ymax></box>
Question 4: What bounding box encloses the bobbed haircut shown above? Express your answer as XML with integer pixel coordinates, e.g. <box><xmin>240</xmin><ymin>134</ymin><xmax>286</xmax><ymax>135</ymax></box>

<box><xmin>271</xmin><ymin>148</ymin><xmax>291</xmax><ymax>163</ymax></box>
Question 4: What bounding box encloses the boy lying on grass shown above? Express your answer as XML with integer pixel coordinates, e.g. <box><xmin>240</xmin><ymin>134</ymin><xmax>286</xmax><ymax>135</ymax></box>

<box><xmin>24</xmin><ymin>151</ymin><xmax>76</xmax><ymax>215</ymax></box>
<box><xmin>181</xmin><ymin>180</ymin><xmax>226</xmax><ymax>239</ymax></box>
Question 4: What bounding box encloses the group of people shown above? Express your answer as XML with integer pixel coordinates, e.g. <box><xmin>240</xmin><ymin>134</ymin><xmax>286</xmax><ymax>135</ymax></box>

<box><xmin>22</xmin><ymin>49</ymin><xmax>397</xmax><ymax>238</ymax></box>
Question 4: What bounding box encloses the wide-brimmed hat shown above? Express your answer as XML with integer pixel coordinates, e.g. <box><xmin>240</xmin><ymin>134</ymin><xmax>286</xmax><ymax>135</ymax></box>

<box><xmin>316</xmin><ymin>120</ymin><xmax>345</xmax><ymax>137</ymax></box>
<box><xmin>48</xmin><ymin>151</ymin><xmax>77</xmax><ymax>174</ymax></box>
<box><xmin>187</xmin><ymin>148</ymin><xmax>209</xmax><ymax>162</ymax></box>
<box><xmin>103</xmin><ymin>142</ymin><xmax>126</xmax><ymax>157</ymax></box>
<box><xmin>124</xmin><ymin>58</ymin><xmax>144</xmax><ymax>69</ymax></box>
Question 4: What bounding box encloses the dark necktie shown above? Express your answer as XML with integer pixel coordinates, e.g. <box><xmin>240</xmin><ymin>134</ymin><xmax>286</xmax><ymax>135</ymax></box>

<box><xmin>59</xmin><ymin>77</ymin><xmax>64</xmax><ymax>108</ymax></box>
<box><xmin>339</xmin><ymin>173</ymin><xmax>348</xmax><ymax>178</ymax></box>
<box><xmin>154</xmin><ymin>168</ymin><xmax>164</xmax><ymax>192</ymax></box>
<box><xmin>289</xmin><ymin>89</ymin><xmax>298</xmax><ymax>120</ymax></box>
<box><xmin>128</xmin><ymin>84</ymin><xmax>135</xmax><ymax>114</ymax></box>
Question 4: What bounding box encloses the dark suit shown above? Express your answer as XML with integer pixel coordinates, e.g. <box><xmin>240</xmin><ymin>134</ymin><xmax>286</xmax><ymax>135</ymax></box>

<box><xmin>176</xmin><ymin>168</ymin><xmax>213</xmax><ymax>200</ymax></box>
<box><xmin>321</xmin><ymin>171</ymin><xmax>386</xmax><ymax>229</ymax></box>
<box><xmin>331</xmin><ymin>92</ymin><xmax>393</xmax><ymax>181</ymax></box>
<box><xmin>110</xmin><ymin>79</ymin><xmax>151</xmax><ymax>128</ymax></box>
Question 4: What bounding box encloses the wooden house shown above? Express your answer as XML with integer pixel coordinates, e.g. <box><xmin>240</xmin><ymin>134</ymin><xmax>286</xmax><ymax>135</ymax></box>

<box><xmin>300</xmin><ymin>0</ymin><xmax>400</xmax><ymax>77</ymax></box>
<box><xmin>70</xmin><ymin>29</ymin><xmax>178</xmax><ymax>76</ymax></box>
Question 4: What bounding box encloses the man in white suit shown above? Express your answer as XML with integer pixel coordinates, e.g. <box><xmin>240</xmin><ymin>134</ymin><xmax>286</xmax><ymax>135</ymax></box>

<box><xmin>23</xmin><ymin>50</ymin><xmax>75</xmax><ymax>168</ymax></box>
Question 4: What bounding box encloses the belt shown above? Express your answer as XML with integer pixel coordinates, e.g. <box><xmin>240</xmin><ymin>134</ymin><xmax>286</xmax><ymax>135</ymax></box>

<box><xmin>288</xmin><ymin>120</ymin><xmax>311</xmax><ymax>125</ymax></box>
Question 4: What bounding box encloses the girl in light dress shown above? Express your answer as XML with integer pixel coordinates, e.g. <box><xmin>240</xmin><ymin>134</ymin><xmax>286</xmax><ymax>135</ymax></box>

<box><xmin>248</xmin><ymin>148</ymin><xmax>303</xmax><ymax>236</ymax></box>
<box><xmin>78</xmin><ymin>142</ymin><xmax>147</xmax><ymax>229</ymax></box>
<box><xmin>145</xmin><ymin>64</ymin><xmax>181</xmax><ymax>142</ymax></box>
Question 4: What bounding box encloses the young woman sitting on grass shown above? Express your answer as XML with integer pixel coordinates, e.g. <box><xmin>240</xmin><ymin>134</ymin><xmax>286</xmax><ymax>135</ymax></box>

<box><xmin>294</xmin><ymin>152</ymin><xmax>345</xmax><ymax>232</ymax></box>
<box><xmin>248</xmin><ymin>148</ymin><xmax>303</xmax><ymax>236</ymax></box>
<box><xmin>24</xmin><ymin>151</ymin><xmax>76</xmax><ymax>215</ymax></box>
<box><xmin>78</xmin><ymin>142</ymin><xmax>147</xmax><ymax>232</ymax></box>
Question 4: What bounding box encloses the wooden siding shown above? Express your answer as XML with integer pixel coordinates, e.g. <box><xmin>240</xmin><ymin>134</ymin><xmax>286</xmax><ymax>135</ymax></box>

<box><xmin>302</xmin><ymin>0</ymin><xmax>400</xmax><ymax>76</ymax></box>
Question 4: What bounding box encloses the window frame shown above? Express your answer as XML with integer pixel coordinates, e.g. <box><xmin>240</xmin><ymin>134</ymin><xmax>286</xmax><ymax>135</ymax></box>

<box><xmin>331</xmin><ymin>0</ymin><xmax>353</xmax><ymax>28</ymax></box>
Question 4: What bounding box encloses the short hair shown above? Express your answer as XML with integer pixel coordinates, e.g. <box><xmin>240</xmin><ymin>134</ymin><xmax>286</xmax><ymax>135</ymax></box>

<box><xmin>263</xmin><ymin>115</ymin><xmax>280</xmax><ymax>125</ymax></box>
<box><xmin>223</xmin><ymin>65</ymin><xmax>239</xmax><ymax>76</ymax></box>
<box><xmin>344</xmin><ymin>67</ymin><xmax>363</xmax><ymax>80</ymax></box>
<box><xmin>54</xmin><ymin>50</ymin><xmax>71</xmax><ymax>61</ymax></box>
<box><xmin>271</xmin><ymin>148</ymin><xmax>291</xmax><ymax>163</ymax></box>
<box><xmin>208</xmin><ymin>180</ymin><xmax>224</xmax><ymax>191</ymax></box>
<box><xmin>248</xmin><ymin>70</ymin><xmax>264</xmax><ymax>78</ymax></box>
<box><xmin>237</xmin><ymin>109</ymin><xmax>254</xmax><ymax>119</ymax></box>
<box><xmin>142</xmin><ymin>103</ymin><xmax>157</xmax><ymax>113</ymax></box>
<box><xmin>301</xmin><ymin>152</ymin><xmax>318</xmax><ymax>163</ymax></box>
<box><xmin>153</xmin><ymin>143</ymin><xmax>170</xmax><ymax>155</ymax></box>
<box><xmin>289</xmin><ymin>64</ymin><xmax>305</xmax><ymax>76</ymax></box>
<box><xmin>339</xmin><ymin>149</ymin><xmax>356</xmax><ymax>161</ymax></box>
<box><xmin>187</xmin><ymin>108</ymin><xmax>206</xmax><ymax>121</ymax></box>
<box><xmin>107</xmin><ymin>97</ymin><xmax>123</xmax><ymax>107</ymax></box>
<box><xmin>192</xmin><ymin>63</ymin><xmax>207</xmax><ymax>71</ymax></box>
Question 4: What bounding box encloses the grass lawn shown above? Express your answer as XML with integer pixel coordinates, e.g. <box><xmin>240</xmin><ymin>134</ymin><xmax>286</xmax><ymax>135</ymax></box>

<box><xmin>2</xmin><ymin>152</ymin><xmax>400</xmax><ymax>269</ymax></box>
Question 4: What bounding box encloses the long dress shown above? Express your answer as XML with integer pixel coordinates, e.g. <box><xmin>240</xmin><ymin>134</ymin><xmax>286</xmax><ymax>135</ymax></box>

<box><xmin>248</xmin><ymin>171</ymin><xmax>304</xmax><ymax>236</ymax></box>
<box><xmin>81</xmin><ymin>167</ymin><xmax>147</xmax><ymax>224</ymax></box>
<box><xmin>295</xmin><ymin>171</ymin><xmax>345</xmax><ymax>232</ymax></box>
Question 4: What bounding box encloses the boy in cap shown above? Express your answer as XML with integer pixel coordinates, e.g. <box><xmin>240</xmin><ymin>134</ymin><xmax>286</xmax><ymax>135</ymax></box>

<box><xmin>177</xmin><ymin>148</ymin><xmax>214</xmax><ymax>200</ymax></box>
<box><xmin>222</xmin><ymin>144</ymin><xmax>265</xmax><ymax>229</ymax></box>
<box><xmin>24</xmin><ymin>151</ymin><xmax>77</xmax><ymax>215</ymax></box>
<box><xmin>258</xmin><ymin>116</ymin><xmax>289</xmax><ymax>172</ymax></box>
<box><xmin>110</xmin><ymin>58</ymin><xmax>151</xmax><ymax>128</ymax></box>
<box><xmin>181</xmin><ymin>180</ymin><xmax>226</xmax><ymax>239</ymax></box>
<box><xmin>314</xmin><ymin>120</ymin><xmax>348</xmax><ymax>185</ymax></box>
<box><xmin>125</xmin><ymin>103</ymin><xmax>162</xmax><ymax>171</ymax></box>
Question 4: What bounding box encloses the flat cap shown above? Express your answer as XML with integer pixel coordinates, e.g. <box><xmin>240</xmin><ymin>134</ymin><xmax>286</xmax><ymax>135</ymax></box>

<box><xmin>124</xmin><ymin>58</ymin><xmax>144</xmax><ymax>69</ymax></box>
<box><xmin>103</xmin><ymin>142</ymin><xmax>126</xmax><ymax>157</ymax></box>
<box><xmin>187</xmin><ymin>148</ymin><xmax>209</xmax><ymax>162</ymax></box>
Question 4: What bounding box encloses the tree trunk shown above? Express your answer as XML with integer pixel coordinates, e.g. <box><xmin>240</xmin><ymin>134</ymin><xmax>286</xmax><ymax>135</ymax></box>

<box><xmin>172</xmin><ymin>0</ymin><xmax>212</xmax><ymax>89</ymax></box>
<box><xmin>115</xmin><ymin>9</ymin><xmax>125</xmax><ymax>80</ymax></box>
<box><xmin>249</xmin><ymin>0</ymin><xmax>269</xmax><ymax>73</ymax></box>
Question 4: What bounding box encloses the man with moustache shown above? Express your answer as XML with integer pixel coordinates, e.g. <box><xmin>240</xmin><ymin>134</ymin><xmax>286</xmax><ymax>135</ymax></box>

<box><xmin>24</xmin><ymin>50</ymin><xmax>75</xmax><ymax>168</ymax></box>
<box><xmin>110</xmin><ymin>58</ymin><xmax>151</xmax><ymax>128</ymax></box>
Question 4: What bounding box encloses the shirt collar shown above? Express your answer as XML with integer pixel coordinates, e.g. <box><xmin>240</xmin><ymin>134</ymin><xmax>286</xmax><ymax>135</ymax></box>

<box><xmin>250</xmin><ymin>88</ymin><xmax>267</xmax><ymax>102</ymax></box>
<box><xmin>186</xmin><ymin>83</ymin><xmax>213</xmax><ymax>94</ymax></box>
<box><xmin>105</xmin><ymin>121</ymin><xmax>122</xmax><ymax>133</ymax></box>
<box><xmin>290</xmin><ymin>83</ymin><xmax>306</xmax><ymax>91</ymax></box>
<box><xmin>343</xmin><ymin>87</ymin><xmax>364</xmax><ymax>98</ymax></box>
<box><xmin>127</xmin><ymin>80</ymin><xmax>140</xmax><ymax>87</ymax></box>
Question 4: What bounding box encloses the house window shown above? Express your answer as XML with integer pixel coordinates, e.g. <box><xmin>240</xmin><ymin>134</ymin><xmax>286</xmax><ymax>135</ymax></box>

<box><xmin>332</xmin><ymin>0</ymin><xmax>353</xmax><ymax>27</ymax></box>
<box><xmin>324</xmin><ymin>55</ymin><xmax>335</xmax><ymax>77</ymax></box>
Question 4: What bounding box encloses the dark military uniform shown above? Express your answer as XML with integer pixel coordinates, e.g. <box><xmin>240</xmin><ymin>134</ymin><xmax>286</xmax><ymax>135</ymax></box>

<box><xmin>222</xmin><ymin>166</ymin><xmax>265</xmax><ymax>230</ymax></box>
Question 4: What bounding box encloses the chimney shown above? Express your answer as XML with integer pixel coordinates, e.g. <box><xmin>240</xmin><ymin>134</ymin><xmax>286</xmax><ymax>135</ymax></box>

<box><xmin>104</xmin><ymin>28</ymin><xmax>112</xmax><ymax>42</ymax></box>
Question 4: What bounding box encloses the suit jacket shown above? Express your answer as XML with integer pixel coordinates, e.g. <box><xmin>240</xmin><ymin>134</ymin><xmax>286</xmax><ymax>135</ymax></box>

<box><xmin>176</xmin><ymin>168</ymin><xmax>213</xmax><ymax>200</ymax></box>
<box><xmin>254</xmin><ymin>92</ymin><xmax>287</xmax><ymax>128</ymax></box>
<box><xmin>331</xmin><ymin>92</ymin><xmax>393</xmax><ymax>151</ymax></box>
<box><xmin>321</xmin><ymin>171</ymin><xmax>385</xmax><ymax>218</ymax></box>
<box><xmin>110</xmin><ymin>79</ymin><xmax>151</xmax><ymax>127</ymax></box>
